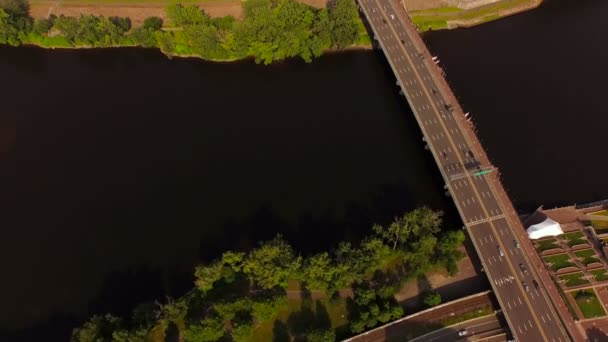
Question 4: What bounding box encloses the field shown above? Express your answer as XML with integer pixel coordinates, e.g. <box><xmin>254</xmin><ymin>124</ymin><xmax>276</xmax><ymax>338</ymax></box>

<box><xmin>571</xmin><ymin>289</ymin><xmax>607</xmax><ymax>319</ymax></box>
<box><xmin>591</xmin><ymin>210</ymin><xmax>608</xmax><ymax>233</ymax></box>
<box><xmin>408</xmin><ymin>0</ymin><xmax>538</xmax><ymax>32</ymax></box>
<box><xmin>29</xmin><ymin>0</ymin><xmax>328</xmax><ymax>26</ymax></box>
<box><xmin>558</xmin><ymin>272</ymin><xmax>590</xmax><ymax>287</ymax></box>
<box><xmin>251</xmin><ymin>297</ymin><xmax>349</xmax><ymax>341</ymax></box>
<box><xmin>543</xmin><ymin>253</ymin><xmax>576</xmax><ymax>272</ymax></box>
<box><xmin>562</xmin><ymin>232</ymin><xmax>588</xmax><ymax>247</ymax></box>
<box><xmin>535</xmin><ymin>238</ymin><xmax>561</xmax><ymax>253</ymax></box>
<box><xmin>574</xmin><ymin>249</ymin><xmax>600</xmax><ymax>267</ymax></box>
<box><xmin>591</xmin><ymin>268</ymin><xmax>608</xmax><ymax>282</ymax></box>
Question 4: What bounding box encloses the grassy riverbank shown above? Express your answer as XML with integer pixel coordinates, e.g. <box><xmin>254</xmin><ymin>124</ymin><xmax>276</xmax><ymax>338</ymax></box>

<box><xmin>2</xmin><ymin>0</ymin><xmax>371</xmax><ymax>64</ymax></box>
<box><xmin>410</xmin><ymin>0</ymin><xmax>542</xmax><ymax>32</ymax></box>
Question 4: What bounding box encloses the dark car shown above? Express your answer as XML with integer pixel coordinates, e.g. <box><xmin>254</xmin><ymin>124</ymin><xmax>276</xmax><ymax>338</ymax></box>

<box><xmin>519</xmin><ymin>263</ymin><xmax>528</xmax><ymax>274</ymax></box>
<box><xmin>533</xmin><ymin>279</ymin><xmax>540</xmax><ymax>289</ymax></box>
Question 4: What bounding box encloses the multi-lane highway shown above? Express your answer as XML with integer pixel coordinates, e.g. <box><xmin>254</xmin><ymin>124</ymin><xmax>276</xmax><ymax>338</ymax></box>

<box><xmin>356</xmin><ymin>0</ymin><xmax>573</xmax><ymax>340</ymax></box>
<box><xmin>411</xmin><ymin>314</ymin><xmax>506</xmax><ymax>342</ymax></box>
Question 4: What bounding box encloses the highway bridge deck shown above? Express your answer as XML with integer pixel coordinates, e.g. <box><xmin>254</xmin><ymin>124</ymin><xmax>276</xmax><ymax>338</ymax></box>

<box><xmin>355</xmin><ymin>0</ymin><xmax>579</xmax><ymax>340</ymax></box>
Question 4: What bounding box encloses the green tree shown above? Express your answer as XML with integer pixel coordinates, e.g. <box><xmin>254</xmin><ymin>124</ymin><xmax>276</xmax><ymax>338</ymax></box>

<box><xmin>328</xmin><ymin>0</ymin><xmax>359</xmax><ymax>48</ymax></box>
<box><xmin>167</xmin><ymin>4</ymin><xmax>209</xmax><ymax>26</ymax></box>
<box><xmin>213</xmin><ymin>298</ymin><xmax>253</xmax><ymax>320</ymax></box>
<box><xmin>70</xmin><ymin>314</ymin><xmax>122</xmax><ymax>342</ymax></box>
<box><xmin>0</xmin><ymin>6</ymin><xmax>29</xmax><ymax>46</ymax></box>
<box><xmin>243</xmin><ymin>235</ymin><xmax>301</xmax><ymax>289</ymax></box>
<box><xmin>182</xmin><ymin>317</ymin><xmax>226</xmax><ymax>342</ymax></box>
<box><xmin>0</xmin><ymin>0</ymin><xmax>28</xmax><ymax>17</ymax></box>
<box><xmin>334</xmin><ymin>242</ymin><xmax>369</xmax><ymax>287</ymax></box>
<box><xmin>195</xmin><ymin>261</ymin><xmax>224</xmax><ymax>292</ymax></box>
<box><xmin>231</xmin><ymin>320</ymin><xmax>254</xmax><ymax>342</ymax></box>
<box><xmin>373</xmin><ymin>208</ymin><xmax>443</xmax><ymax>250</ymax></box>
<box><xmin>252</xmin><ymin>296</ymin><xmax>287</xmax><ymax>322</ymax></box>
<box><xmin>423</xmin><ymin>291</ymin><xmax>442</xmax><ymax>308</ymax></box>
<box><xmin>32</xmin><ymin>16</ymin><xmax>54</xmax><ymax>35</ymax></box>
<box><xmin>143</xmin><ymin>16</ymin><xmax>163</xmax><ymax>30</ymax></box>
<box><xmin>302</xmin><ymin>252</ymin><xmax>339</xmax><ymax>291</ymax></box>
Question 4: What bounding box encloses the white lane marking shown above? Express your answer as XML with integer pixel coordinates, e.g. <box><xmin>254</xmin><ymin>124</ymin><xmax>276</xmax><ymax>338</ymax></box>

<box><xmin>518</xmin><ymin>297</ymin><xmax>523</xmax><ymax>305</ymax></box>
<box><xmin>518</xmin><ymin>326</ymin><xmax>523</xmax><ymax>334</ymax></box>
<box><xmin>507</xmin><ymin>301</ymin><xmax>512</xmax><ymax>310</ymax></box>
<box><xmin>528</xmin><ymin>320</ymin><xmax>533</xmax><ymax>328</ymax></box>
<box><xmin>489</xmin><ymin>235</ymin><xmax>493</xmax><ymax>242</ymax></box>
<box><xmin>541</xmin><ymin>315</ymin><xmax>545</xmax><ymax>323</ymax></box>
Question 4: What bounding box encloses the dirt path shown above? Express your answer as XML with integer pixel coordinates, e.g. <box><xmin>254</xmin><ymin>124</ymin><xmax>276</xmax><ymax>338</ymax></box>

<box><xmin>29</xmin><ymin>0</ymin><xmax>327</xmax><ymax>26</ymax></box>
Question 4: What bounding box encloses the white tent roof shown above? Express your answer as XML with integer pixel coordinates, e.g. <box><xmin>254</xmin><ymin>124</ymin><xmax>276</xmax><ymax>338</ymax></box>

<box><xmin>527</xmin><ymin>218</ymin><xmax>564</xmax><ymax>239</ymax></box>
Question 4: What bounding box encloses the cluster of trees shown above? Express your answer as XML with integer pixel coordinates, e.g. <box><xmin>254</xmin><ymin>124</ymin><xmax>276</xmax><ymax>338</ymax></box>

<box><xmin>1</xmin><ymin>0</ymin><xmax>364</xmax><ymax>63</ymax></box>
<box><xmin>154</xmin><ymin>0</ymin><xmax>362</xmax><ymax>63</ymax></box>
<box><xmin>71</xmin><ymin>208</ymin><xmax>465</xmax><ymax>341</ymax></box>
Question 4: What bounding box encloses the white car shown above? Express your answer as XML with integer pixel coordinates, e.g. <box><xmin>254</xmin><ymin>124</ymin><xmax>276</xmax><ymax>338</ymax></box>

<box><xmin>390</xmin><ymin>14</ymin><xmax>395</xmax><ymax>20</ymax></box>
<box><xmin>458</xmin><ymin>329</ymin><xmax>468</xmax><ymax>336</ymax></box>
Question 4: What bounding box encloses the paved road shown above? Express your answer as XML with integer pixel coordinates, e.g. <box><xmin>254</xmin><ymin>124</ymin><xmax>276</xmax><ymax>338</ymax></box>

<box><xmin>412</xmin><ymin>314</ymin><xmax>505</xmax><ymax>342</ymax></box>
<box><xmin>356</xmin><ymin>0</ymin><xmax>572</xmax><ymax>341</ymax></box>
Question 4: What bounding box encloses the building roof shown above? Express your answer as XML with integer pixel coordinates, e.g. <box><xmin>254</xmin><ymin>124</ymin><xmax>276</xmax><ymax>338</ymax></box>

<box><xmin>527</xmin><ymin>218</ymin><xmax>564</xmax><ymax>239</ymax></box>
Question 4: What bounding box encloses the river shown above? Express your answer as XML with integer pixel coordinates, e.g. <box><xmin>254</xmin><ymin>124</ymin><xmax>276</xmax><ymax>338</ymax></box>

<box><xmin>1</xmin><ymin>0</ymin><xmax>606</xmax><ymax>339</ymax></box>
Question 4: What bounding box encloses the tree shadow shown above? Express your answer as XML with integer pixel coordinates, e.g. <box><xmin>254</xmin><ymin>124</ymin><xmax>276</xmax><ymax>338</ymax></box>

<box><xmin>0</xmin><ymin>313</ymin><xmax>77</xmax><ymax>342</ymax></box>
<box><xmin>585</xmin><ymin>326</ymin><xmax>608</xmax><ymax>342</ymax></box>
<box><xmin>164</xmin><ymin>321</ymin><xmax>180</xmax><ymax>342</ymax></box>
<box><xmin>286</xmin><ymin>300</ymin><xmax>332</xmax><ymax>340</ymax></box>
<box><xmin>273</xmin><ymin>320</ymin><xmax>290</xmax><ymax>342</ymax></box>
<box><xmin>88</xmin><ymin>266</ymin><xmax>166</xmax><ymax>318</ymax></box>
<box><xmin>199</xmin><ymin>206</ymin><xmax>288</xmax><ymax>261</ymax></box>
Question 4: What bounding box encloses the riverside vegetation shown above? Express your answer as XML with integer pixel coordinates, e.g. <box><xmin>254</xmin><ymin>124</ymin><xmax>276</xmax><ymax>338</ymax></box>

<box><xmin>0</xmin><ymin>0</ymin><xmax>369</xmax><ymax>64</ymax></box>
<box><xmin>70</xmin><ymin>208</ymin><xmax>465</xmax><ymax>342</ymax></box>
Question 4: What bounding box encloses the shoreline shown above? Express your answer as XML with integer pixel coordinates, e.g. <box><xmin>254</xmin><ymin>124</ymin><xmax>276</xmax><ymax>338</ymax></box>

<box><xmin>16</xmin><ymin>42</ymin><xmax>374</xmax><ymax>62</ymax></box>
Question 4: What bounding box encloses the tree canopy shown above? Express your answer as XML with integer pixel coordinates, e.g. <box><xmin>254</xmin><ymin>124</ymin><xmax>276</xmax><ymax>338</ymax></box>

<box><xmin>0</xmin><ymin>0</ymin><xmax>366</xmax><ymax>63</ymax></box>
<box><xmin>71</xmin><ymin>207</ymin><xmax>465</xmax><ymax>340</ymax></box>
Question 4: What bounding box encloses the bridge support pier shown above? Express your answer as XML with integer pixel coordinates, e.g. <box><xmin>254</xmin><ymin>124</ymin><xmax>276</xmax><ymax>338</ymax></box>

<box><xmin>424</xmin><ymin>144</ymin><xmax>429</xmax><ymax>150</ymax></box>
<box><xmin>445</xmin><ymin>191</ymin><xmax>451</xmax><ymax>198</ymax></box>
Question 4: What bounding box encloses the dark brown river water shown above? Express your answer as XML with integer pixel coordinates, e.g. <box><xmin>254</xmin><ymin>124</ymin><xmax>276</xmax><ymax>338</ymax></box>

<box><xmin>1</xmin><ymin>0</ymin><xmax>606</xmax><ymax>339</ymax></box>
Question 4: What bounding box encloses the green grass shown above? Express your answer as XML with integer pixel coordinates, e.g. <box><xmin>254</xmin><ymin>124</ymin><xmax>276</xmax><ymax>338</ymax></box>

<box><xmin>574</xmin><ymin>249</ymin><xmax>601</xmax><ymax>266</ymax></box>
<box><xmin>410</xmin><ymin>17</ymin><xmax>448</xmax><ymax>32</ymax></box>
<box><xmin>355</xmin><ymin>16</ymin><xmax>372</xmax><ymax>46</ymax></box>
<box><xmin>590</xmin><ymin>210</ymin><xmax>608</xmax><ymax>232</ymax></box>
<box><xmin>551</xmin><ymin>276</ymin><xmax>579</xmax><ymax>321</ymax></box>
<box><xmin>562</xmin><ymin>232</ymin><xmax>588</xmax><ymax>247</ymax></box>
<box><xmin>543</xmin><ymin>253</ymin><xmax>576</xmax><ymax>272</ymax></box>
<box><xmin>409</xmin><ymin>0</ymin><xmax>535</xmax><ymax>32</ymax></box>
<box><xmin>250</xmin><ymin>297</ymin><xmax>348</xmax><ymax>341</ymax></box>
<box><xmin>536</xmin><ymin>238</ymin><xmax>561</xmax><ymax>253</ymax></box>
<box><xmin>558</xmin><ymin>272</ymin><xmax>590</xmax><ymax>287</ymax></box>
<box><xmin>409</xmin><ymin>7</ymin><xmax>462</xmax><ymax>16</ymax></box>
<box><xmin>590</xmin><ymin>268</ymin><xmax>608</xmax><ymax>282</ymax></box>
<box><xmin>572</xmin><ymin>289</ymin><xmax>607</xmax><ymax>319</ymax></box>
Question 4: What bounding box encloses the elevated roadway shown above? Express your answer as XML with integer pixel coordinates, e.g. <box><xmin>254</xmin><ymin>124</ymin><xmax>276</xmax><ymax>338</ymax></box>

<box><xmin>355</xmin><ymin>0</ymin><xmax>575</xmax><ymax>340</ymax></box>
<box><xmin>411</xmin><ymin>314</ymin><xmax>506</xmax><ymax>342</ymax></box>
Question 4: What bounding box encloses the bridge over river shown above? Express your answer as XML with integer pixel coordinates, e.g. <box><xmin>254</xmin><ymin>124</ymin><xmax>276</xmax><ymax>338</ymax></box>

<box><xmin>355</xmin><ymin>0</ymin><xmax>583</xmax><ymax>340</ymax></box>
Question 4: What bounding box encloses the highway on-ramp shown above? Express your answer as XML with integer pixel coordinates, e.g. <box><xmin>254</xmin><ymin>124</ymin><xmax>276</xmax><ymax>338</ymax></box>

<box><xmin>411</xmin><ymin>314</ymin><xmax>505</xmax><ymax>342</ymax></box>
<box><xmin>356</xmin><ymin>0</ymin><xmax>572</xmax><ymax>340</ymax></box>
